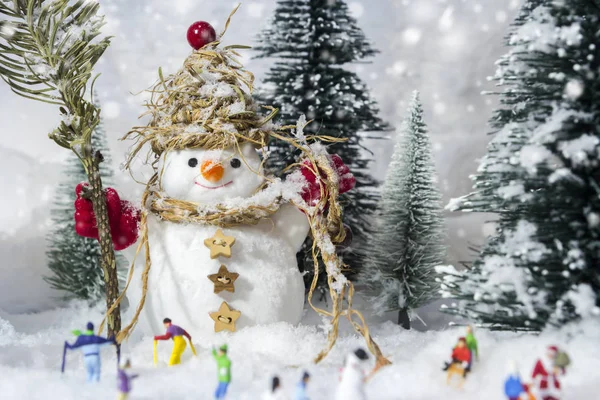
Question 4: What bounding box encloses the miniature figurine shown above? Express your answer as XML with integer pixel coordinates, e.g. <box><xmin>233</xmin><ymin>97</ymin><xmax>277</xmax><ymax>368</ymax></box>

<box><xmin>443</xmin><ymin>337</ymin><xmax>472</xmax><ymax>388</ymax></box>
<box><xmin>62</xmin><ymin>322</ymin><xmax>116</xmax><ymax>382</ymax></box>
<box><xmin>522</xmin><ymin>383</ymin><xmax>537</xmax><ymax>400</ymax></box>
<box><xmin>213</xmin><ymin>344</ymin><xmax>232</xmax><ymax>399</ymax></box>
<box><xmin>443</xmin><ymin>337</ymin><xmax>472</xmax><ymax>376</ymax></box>
<box><xmin>465</xmin><ymin>325</ymin><xmax>479</xmax><ymax>365</ymax></box>
<box><xmin>117</xmin><ymin>359</ymin><xmax>138</xmax><ymax>400</ymax></box>
<box><xmin>504</xmin><ymin>361</ymin><xmax>525</xmax><ymax>400</ymax></box>
<box><xmin>153</xmin><ymin>318</ymin><xmax>196</xmax><ymax>366</ymax></box>
<box><xmin>532</xmin><ymin>345</ymin><xmax>565</xmax><ymax>400</ymax></box>
<box><xmin>336</xmin><ymin>348</ymin><xmax>369</xmax><ymax>400</ymax></box>
<box><xmin>264</xmin><ymin>376</ymin><xmax>286</xmax><ymax>400</ymax></box>
<box><xmin>295</xmin><ymin>371</ymin><xmax>310</xmax><ymax>400</ymax></box>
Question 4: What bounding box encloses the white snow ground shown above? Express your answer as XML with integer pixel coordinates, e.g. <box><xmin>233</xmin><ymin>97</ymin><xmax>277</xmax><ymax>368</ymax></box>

<box><xmin>1</xmin><ymin>303</ymin><xmax>598</xmax><ymax>400</ymax></box>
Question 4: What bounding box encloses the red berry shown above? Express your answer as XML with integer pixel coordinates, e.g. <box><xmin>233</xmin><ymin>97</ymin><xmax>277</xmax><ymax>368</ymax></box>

<box><xmin>187</xmin><ymin>21</ymin><xmax>217</xmax><ymax>50</ymax></box>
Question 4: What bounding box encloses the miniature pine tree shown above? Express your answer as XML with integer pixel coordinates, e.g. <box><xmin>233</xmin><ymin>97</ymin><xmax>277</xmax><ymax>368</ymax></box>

<box><xmin>360</xmin><ymin>92</ymin><xmax>445</xmax><ymax>329</ymax></box>
<box><xmin>255</xmin><ymin>0</ymin><xmax>389</xmax><ymax>284</ymax></box>
<box><xmin>45</xmin><ymin>111</ymin><xmax>126</xmax><ymax>301</ymax></box>
<box><xmin>440</xmin><ymin>0</ymin><xmax>600</xmax><ymax>330</ymax></box>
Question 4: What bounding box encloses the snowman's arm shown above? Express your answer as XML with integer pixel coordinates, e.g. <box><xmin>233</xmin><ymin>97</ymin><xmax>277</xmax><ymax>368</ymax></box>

<box><xmin>272</xmin><ymin>204</ymin><xmax>311</xmax><ymax>252</ymax></box>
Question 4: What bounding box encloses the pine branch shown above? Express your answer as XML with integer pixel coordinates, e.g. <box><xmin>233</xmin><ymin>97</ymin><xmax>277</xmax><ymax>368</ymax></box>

<box><xmin>0</xmin><ymin>0</ymin><xmax>111</xmax><ymax>157</ymax></box>
<box><xmin>44</xmin><ymin>94</ymin><xmax>126</xmax><ymax>301</ymax></box>
<box><xmin>0</xmin><ymin>0</ymin><xmax>123</xmax><ymax>338</ymax></box>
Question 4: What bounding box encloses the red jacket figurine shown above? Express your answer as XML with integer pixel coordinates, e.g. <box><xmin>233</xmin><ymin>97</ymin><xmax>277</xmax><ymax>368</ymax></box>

<box><xmin>443</xmin><ymin>337</ymin><xmax>472</xmax><ymax>376</ymax></box>
<box><xmin>451</xmin><ymin>341</ymin><xmax>472</xmax><ymax>364</ymax></box>
<box><xmin>532</xmin><ymin>345</ymin><xmax>564</xmax><ymax>400</ymax></box>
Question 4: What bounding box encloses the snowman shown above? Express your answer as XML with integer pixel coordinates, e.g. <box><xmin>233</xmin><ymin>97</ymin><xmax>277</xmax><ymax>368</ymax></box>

<box><xmin>73</xmin><ymin>20</ymin><xmax>355</xmax><ymax>338</ymax></box>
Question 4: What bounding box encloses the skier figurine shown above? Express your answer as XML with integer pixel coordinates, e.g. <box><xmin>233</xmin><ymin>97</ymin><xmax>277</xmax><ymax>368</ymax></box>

<box><xmin>336</xmin><ymin>349</ymin><xmax>369</xmax><ymax>400</ymax></box>
<box><xmin>117</xmin><ymin>359</ymin><xmax>138</xmax><ymax>400</ymax></box>
<box><xmin>443</xmin><ymin>337</ymin><xmax>472</xmax><ymax>377</ymax></box>
<box><xmin>465</xmin><ymin>325</ymin><xmax>479</xmax><ymax>365</ymax></box>
<box><xmin>153</xmin><ymin>318</ymin><xmax>196</xmax><ymax>366</ymax></box>
<box><xmin>531</xmin><ymin>345</ymin><xmax>565</xmax><ymax>400</ymax></box>
<box><xmin>62</xmin><ymin>322</ymin><xmax>116</xmax><ymax>382</ymax></box>
<box><xmin>504</xmin><ymin>361</ymin><xmax>525</xmax><ymax>400</ymax></box>
<box><xmin>294</xmin><ymin>371</ymin><xmax>310</xmax><ymax>400</ymax></box>
<box><xmin>213</xmin><ymin>344</ymin><xmax>232</xmax><ymax>399</ymax></box>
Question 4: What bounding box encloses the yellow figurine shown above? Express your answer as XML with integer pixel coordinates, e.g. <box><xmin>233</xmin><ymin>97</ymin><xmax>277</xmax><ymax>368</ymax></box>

<box><xmin>153</xmin><ymin>318</ymin><xmax>196</xmax><ymax>366</ymax></box>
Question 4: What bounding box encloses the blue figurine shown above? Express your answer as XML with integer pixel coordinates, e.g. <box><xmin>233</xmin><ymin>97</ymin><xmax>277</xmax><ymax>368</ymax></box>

<box><xmin>295</xmin><ymin>371</ymin><xmax>311</xmax><ymax>400</ymax></box>
<box><xmin>62</xmin><ymin>322</ymin><xmax>117</xmax><ymax>382</ymax></box>
<box><xmin>504</xmin><ymin>361</ymin><xmax>525</xmax><ymax>400</ymax></box>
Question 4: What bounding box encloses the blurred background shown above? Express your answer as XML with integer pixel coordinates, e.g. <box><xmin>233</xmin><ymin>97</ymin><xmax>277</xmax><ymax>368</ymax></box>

<box><xmin>0</xmin><ymin>0</ymin><xmax>518</xmax><ymax>313</ymax></box>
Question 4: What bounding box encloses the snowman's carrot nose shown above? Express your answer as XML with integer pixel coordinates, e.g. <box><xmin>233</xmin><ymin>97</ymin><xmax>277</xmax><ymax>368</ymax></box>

<box><xmin>201</xmin><ymin>160</ymin><xmax>224</xmax><ymax>182</ymax></box>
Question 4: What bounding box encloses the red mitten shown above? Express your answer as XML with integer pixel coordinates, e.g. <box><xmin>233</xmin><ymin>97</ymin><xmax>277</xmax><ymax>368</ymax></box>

<box><xmin>105</xmin><ymin>187</ymin><xmax>123</xmax><ymax>232</ymax></box>
<box><xmin>299</xmin><ymin>154</ymin><xmax>356</xmax><ymax>206</ymax></box>
<box><xmin>112</xmin><ymin>201</ymin><xmax>140</xmax><ymax>251</ymax></box>
<box><xmin>329</xmin><ymin>154</ymin><xmax>356</xmax><ymax>194</ymax></box>
<box><xmin>75</xmin><ymin>183</ymin><xmax>99</xmax><ymax>239</ymax></box>
<box><xmin>74</xmin><ymin>183</ymin><xmax>140</xmax><ymax>250</ymax></box>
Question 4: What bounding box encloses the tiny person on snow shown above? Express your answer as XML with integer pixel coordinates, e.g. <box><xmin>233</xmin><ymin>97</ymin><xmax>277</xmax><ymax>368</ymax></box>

<box><xmin>63</xmin><ymin>321</ymin><xmax>116</xmax><ymax>382</ymax></box>
<box><xmin>117</xmin><ymin>359</ymin><xmax>138</xmax><ymax>400</ymax></box>
<box><xmin>465</xmin><ymin>325</ymin><xmax>479</xmax><ymax>367</ymax></box>
<box><xmin>153</xmin><ymin>318</ymin><xmax>192</xmax><ymax>366</ymax></box>
<box><xmin>504</xmin><ymin>360</ymin><xmax>525</xmax><ymax>400</ymax></box>
<box><xmin>295</xmin><ymin>371</ymin><xmax>310</xmax><ymax>400</ymax></box>
<box><xmin>442</xmin><ymin>337</ymin><xmax>472</xmax><ymax>377</ymax></box>
<box><xmin>336</xmin><ymin>348</ymin><xmax>369</xmax><ymax>400</ymax></box>
<box><xmin>264</xmin><ymin>375</ymin><xmax>287</xmax><ymax>400</ymax></box>
<box><xmin>213</xmin><ymin>344</ymin><xmax>232</xmax><ymax>400</ymax></box>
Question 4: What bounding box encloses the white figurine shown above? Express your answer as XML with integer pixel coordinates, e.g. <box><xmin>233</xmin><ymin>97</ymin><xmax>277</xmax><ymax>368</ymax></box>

<box><xmin>336</xmin><ymin>348</ymin><xmax>370</xmax><ymax>400</ymax></box>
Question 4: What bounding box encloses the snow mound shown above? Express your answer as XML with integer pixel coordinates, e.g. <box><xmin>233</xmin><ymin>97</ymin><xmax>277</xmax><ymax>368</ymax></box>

<box><xmin>0</xmin><ymin>305</ymin><xmax>599</xmax><ymax>399</ymax></box>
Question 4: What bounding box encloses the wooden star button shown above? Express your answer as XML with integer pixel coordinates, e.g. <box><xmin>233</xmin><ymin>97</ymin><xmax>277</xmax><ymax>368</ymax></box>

<box><xmin>209</xmin><ymin>301</ymin><xmax>241</xmax><ymax>332</ymax></box>
<box><xmin>204</xmin><ymin>229</ymin><xmax>236</xmax><ymax>259</ymax></box>
<box><xmin>208</xmin><ymin>265</ymin><xmax>239</xmax><ymax>294</ymax></box>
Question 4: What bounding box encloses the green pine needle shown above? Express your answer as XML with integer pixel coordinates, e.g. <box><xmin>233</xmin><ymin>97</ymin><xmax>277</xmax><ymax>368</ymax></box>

<box><xmin>0</xmin><ymin>0</ymin><xmax>111</xmax><ymax>160</ymax></box>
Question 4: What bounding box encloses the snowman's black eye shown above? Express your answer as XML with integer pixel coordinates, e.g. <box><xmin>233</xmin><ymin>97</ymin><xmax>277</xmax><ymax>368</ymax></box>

<box><xmin>188</xmin><ymin>158</ymin><xmax>198</xmax><ymax>168</ymax></box>
<box><xmin>230</xmin><ymin>158</ymin><xmax>241</xmax><ymax>168</ymax></box>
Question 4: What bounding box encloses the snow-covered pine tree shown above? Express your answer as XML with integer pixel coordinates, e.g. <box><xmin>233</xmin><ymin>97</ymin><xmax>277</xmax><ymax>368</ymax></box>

<box><xmin>45</xmin><ymin>110</ymin><xmax>126</xmax><ymax>301</ymax></box>
<box><xmin>440</xmin><ymin>0</ymin><xmax>600</xmax><ymax>331</ymax></box>
<box><xmin>255</xmin><ymin>0</ymin><xmax>389</xmax><ymax>285</ymax></box>
<box><xmin>360</xmin><ymin>92</ymin><xmax>445</xmax><ymax>329</ymax></box>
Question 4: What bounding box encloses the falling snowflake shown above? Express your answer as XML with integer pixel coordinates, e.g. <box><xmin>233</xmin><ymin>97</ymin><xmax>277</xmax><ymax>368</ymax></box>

<box><xmin>564</xmin><ymin>79</ymin><xmax>584</xmax><ymax>100</ymax></box>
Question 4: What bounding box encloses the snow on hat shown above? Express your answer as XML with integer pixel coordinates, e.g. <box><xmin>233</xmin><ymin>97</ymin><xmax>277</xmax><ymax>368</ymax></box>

<box><xmin>86</xmin><ymin>322</ymin><xmax>94</xmax><ymax>331</ymax></box>
<box><xmin>548</xmin><ymin>345</ymin><xmax>559</xmax><ymax>353</ymax></box>
<box><xmin>125</xmin><ymin>7</ymin><xmax>278</xmax><ymax>161</ymax></box>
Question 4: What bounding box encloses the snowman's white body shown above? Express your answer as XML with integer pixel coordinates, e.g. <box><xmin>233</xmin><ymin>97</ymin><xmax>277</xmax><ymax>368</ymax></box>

<box><xmin>127</xmin><ymin>143</ymin><xmax>310</xmax><ymax>336</ymax></box>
